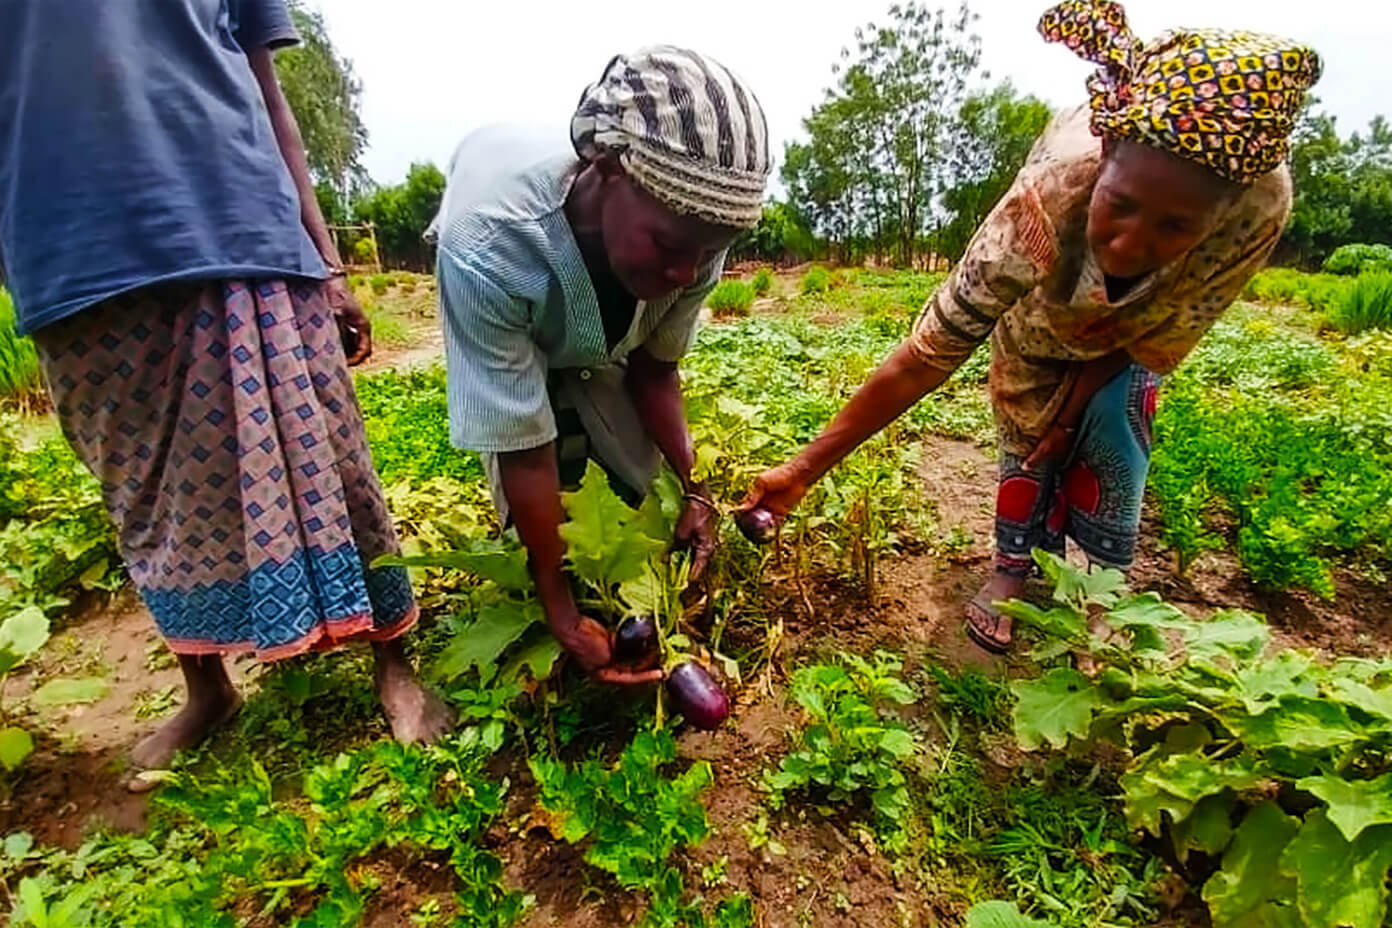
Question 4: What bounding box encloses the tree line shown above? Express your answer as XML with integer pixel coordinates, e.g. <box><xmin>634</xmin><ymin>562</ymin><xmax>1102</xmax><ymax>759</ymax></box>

<box><xmin>284</xmin><ymin>0</ymin><xmax>1390</xmax><ymax>273</ymax></box>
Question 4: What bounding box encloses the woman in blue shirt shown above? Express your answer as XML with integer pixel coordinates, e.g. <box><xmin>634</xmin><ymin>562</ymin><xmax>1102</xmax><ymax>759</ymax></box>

<box><xmin>0</xmin><ymin>0</ymin><xmax>453</xmax><ymax>785</ymax></box>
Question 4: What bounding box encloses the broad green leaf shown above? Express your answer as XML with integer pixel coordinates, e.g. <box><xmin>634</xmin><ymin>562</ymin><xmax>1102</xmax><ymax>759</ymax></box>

<box><xmin>1235</xmin><ymin>651</ymin><xmax>1318</xmax><ymax>714</ymax></box>
<box><xmin>4</xmin><ymin>832</ymin><xmax>33</xmax><ymax>860</ymax></box>
<box><xmin>1106</xmin><ymin>593</ymin><xmax>1190</xmax><ymax>652</ymax></box>
<box><xmin>1120</xmin><ymin>752</ymin><xmax>1264</xmax><ymax>835</ymax></box>
<box><xmin>1035</xmin><ymin>550</ymin><xmax>1126</xmax><ymax>609</ymax></box>
<box><xmin>18</xmin><ymin>877</ymin><xmax>45</xmax><ymax>924</ymax></box>
<box><xmin>996</xmin><ymin>599</ymin><xmax>1087</xmax><ymax>643</ymax></box>
<box><xmin>1202</xmin><ymin>801</ymin><xmax>1302</xmax><ymax>928</ymax></box>
<box><xmin>1326</xmin><ymin>678</ymin><xmax>1392</xmax><ymax>722</ymax></box>
<box><xmin>1010</xmin><ymin>668</ymin><xmax>1102</xmax><ymax>751</ymax></box>
<box><xmin>1269</xmin><ymin>697</ymin><xmax>1369</xmax><ymax>751</ymax></box>
<box><xmin>0</xmin><ymin>727</ymin><xmax>34</xmax><ymax>771</ymax></box>
<box><xmin>1279</xmin><ymin>811</ymin><xmax>1392</xmax><ymax>928</ymax></box>
<box><xmin>878</xmin><ymin>729</ymin><xmax>916</xmax><ymax>759</ymax></box>
<box><xmin>378</xmin><ymin>540</ymin><xmax>531</xmax><ymax>592</ymax></box>
<box><xmin>559</xmin><ymin>462</ymin><xmax>665</xmax><ymax>588</ymax></box>
<box><xmin>1297</xmin><ymin>774</ymin><xmax>1392</xmax><ymax>842</ymax></box>
<box><xmin>636</xmin><ymin>468</ymin><xmax>684</xmax><ymax>544</ymax></box>
<box><xmin>964</xmin><ymin>901</ymin><xmax>1055</xmax><ymax>928</ymax></box>
<box><xmin>0</xmin><ymin>607</ymin><xmax>49</xmax><ymax>676</ymax></box>
<box><xmin>1183</xmin><ymin>610</ymin><xmax>1270</xmax><ymax>662</ymax></box>
<box><xmin>1170</xmin><ymin>793</ymin><xmax>1236</xmax><ymax>862</ymax></box>
<box><xmin>430</xmin><ymin>600</ymin><xmax>542</xmax><ymax>684</ymax></box>
<box><xmin>499</xmin><ymin>632</ymin><xmax>564</xmax><ymax>685</ymax></box>
<box><xmin>31</xmin><ymin>677</ymin><xmax>109</xmax><ymax>708</ymax></box>
<box><xmin>618</xmin><ymin>563</ymin><xmax>663</xmax><ymax>617</ymax></box>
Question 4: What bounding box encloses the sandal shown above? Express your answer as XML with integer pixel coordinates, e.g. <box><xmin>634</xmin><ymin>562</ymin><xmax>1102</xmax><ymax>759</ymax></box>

<box><xmin>964</xmin><ymin>592</ymin><xmax>1013</xmax><ymax>655</ymax></box>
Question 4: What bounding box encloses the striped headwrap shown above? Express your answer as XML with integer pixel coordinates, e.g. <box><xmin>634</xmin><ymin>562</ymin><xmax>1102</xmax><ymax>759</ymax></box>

<box><xmin>1039</xmin><ymin>1</ymin><xmax>1322</xmax><ymax>184</ymax></box>
<box><xmin>571</xmin><ymin>46</ymin><xmax>772</xmax><ymax>229</ymax></box>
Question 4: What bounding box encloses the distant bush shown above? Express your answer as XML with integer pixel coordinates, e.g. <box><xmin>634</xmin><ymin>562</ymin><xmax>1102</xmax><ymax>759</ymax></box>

<box><xmin>707</xmin><ymin>280</ymin><xmax>756</xmax><ymax>318</ymax></box>
<box><xmin>366</xmin><ymin>306</ymin><xmax>411</xmax><ymax>348</ymax></box>
<box><xmin>800</xmin><ymin>266</ymin><xmax>833</xmax><ymax>295</ymax></box>
<box><xmin>0</xmin><ymin>290</ymin><xmax>43</xmax><ymax>408</ymax></box>
<box><xmin>751</xmin><ymin>268</ymin><xmax>773</xmax><ymax>297</ymax></box>
<box><xmin>1323</xmin><ymin>243</ymin><xmax>1392</xmax><ymax>276</ymax></box>
<box><xmin>1241</xmin><ymin>268</ymin><xmax>1347</xmax><ymax>312</ymax></box>
<box><xmin>1327</xmin><ymin>273</ymin><xmax>1392</xmax><ymax>334</ymax></box>
<box><xmin>352</xmin><ymin>238</ymin><xmax>376</xmax><ymax>265</ymax></box>
<box><xmin>369</xmin><ymin>274</ymin><xmax>392</xmax><ymax>295</ymax></box>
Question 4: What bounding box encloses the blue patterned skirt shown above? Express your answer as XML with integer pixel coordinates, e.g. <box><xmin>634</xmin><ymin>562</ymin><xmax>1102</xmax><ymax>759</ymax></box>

<box><xmin>33</xmin><ymin>279</ymin><xmax>415</xmax><ymax>659</ymax></box>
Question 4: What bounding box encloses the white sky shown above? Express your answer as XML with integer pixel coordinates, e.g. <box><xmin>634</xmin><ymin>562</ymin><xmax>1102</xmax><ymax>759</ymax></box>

<box><xmin>312</xmin><ymin>0</ymin><xmax>1387</xmax><ymax>186</ymax></box>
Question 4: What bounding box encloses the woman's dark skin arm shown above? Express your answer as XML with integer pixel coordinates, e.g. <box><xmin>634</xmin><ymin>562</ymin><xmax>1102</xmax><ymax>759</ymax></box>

<box><xmin>625</xmin><ymin>348</ymin><xmax>716</xmax><ymax>578</ymax></box>
<box><xmin>498</xmin><ymin>447</ymin><xmax>662</xmax><ymax>686</ymax></box>
<box><xmin>246</xmin><ymin>47</ymin><xmax>372</xmax><ymax>365</ymax></box>
<box><xmin>1021</xmin><ymin>350</ymin><xmax>1133</xmax><ymax>470</ymax></box>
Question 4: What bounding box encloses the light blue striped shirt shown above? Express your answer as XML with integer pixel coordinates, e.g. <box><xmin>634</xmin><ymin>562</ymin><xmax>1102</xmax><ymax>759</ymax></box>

<box><xmin>435</xmin><ymin>124</ymin><xmax>722</xmax><ymax>456</ymax></box>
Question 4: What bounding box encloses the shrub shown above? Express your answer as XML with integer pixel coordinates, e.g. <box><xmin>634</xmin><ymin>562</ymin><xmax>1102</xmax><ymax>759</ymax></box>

<box><xmin>751</xmin><ymin>267</ymin><xmax>773</xmax><ymax>297</ymax></box>
<box><xmin>366</xmin><ymin>306</ymin><xmax>411</xmax><ymax>348</ymax></box>
<box><xmin>800</xmin><ymin>266</ymin><xmax>832</xmax><ymax>295</ymax></box>
<box><xmin>0</xmin><ymin>290</ymin><xmax>43</xmax><ymax>408</ymax></box>
<box><xmin>1327</xmin><ymin>272</ymin><xmax>1392</xmax><ymax>334</ymax></box>
<box><xmin>369</xmin><ymin>273</ymin><xmax>392</xmax><ymax>295</ymax></box>
<box><xmin>351</xmin><ymin>238</ymin><xmax>376</xmax><ymax>265</ymax></box>
<box><xmin>1322</xmin><ymin>242</ymin><xmax>1392</xmax><ymax>276</ymax></box>
<box><xmin>707</xmin><ymin>280</ymin><xmax>756</xmax><ymax>318</ymax></box>
<box><xmin>1240</xmin><ymin>268</ymin><xmax>1347</xmax><ymax>312</ymax></box>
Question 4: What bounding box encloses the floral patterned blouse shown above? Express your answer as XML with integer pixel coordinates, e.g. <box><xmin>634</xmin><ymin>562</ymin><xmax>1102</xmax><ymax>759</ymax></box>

<box><xmin>909</xmin><ymin>105</ymin><xmax>1291</xmax><ymax>454</ymax></box>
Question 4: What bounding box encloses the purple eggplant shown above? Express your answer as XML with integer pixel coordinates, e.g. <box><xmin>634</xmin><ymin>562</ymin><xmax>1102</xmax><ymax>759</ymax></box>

<box><xmin>736</xmin><ymin>506</ymin><xmax>778</xmax><ymax>545</ymax></box>
<box><xmin>614</xmin><ymin>615</ymin><xmax>659</xmax><ymax>664</ymax></box>
<box><xmin>667</xmin><ymin>661</ymin><xmax>730</xmax><ymax>730</ymax></box>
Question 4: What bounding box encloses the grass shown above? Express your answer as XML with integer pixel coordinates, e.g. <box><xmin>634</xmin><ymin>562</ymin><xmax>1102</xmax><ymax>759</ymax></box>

<box><xmin>751</xmin><ymin>268</ymin><xmax>773</xmax><ymax>297</ymax></box>
<box><xmin>0</xmin><ymin>290</ymin><xmax>44</xmax><ymax>409</ymax></box>
<box><xmin>366</xmin><ymin>304</ymin><xmax>412</xmax><ymax>348</ymax></box>
<box><xmin>1326</xmin><ymin>272</ymin><xmax>1392</xmax><ymax>333</ymax></box>
<box><xmin>707</xmin><ymin>279</ymin><xmax>756</xmax><ymax>318</ymax></box>
<box><xmin>800</xmin><ymin>266</ymin><xmax>833</xmax><ymax>295</ymax></box>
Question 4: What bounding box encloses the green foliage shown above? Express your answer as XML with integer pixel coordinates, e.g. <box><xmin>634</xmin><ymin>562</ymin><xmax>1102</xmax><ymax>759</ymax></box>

<box><xmin>6</xmin><ymin>738</ymin><xmax>525</xmax><ymax>927</ymax></box>
<box><xmin>1327</xmin><ymin>273</ymin><xmax>1392</xmax><ymax>334</ymax></box>
<box><xmin>706</xmin><ymin>280</ymin><xmax>756</xmax><ymax>319</ymax></box>
<box><xmin>1006</xmin><ymin>552</ymin><xmax>1392</xmax><ymax>928</ymax></box>
<box><xmin>1284</xmin><ymin>113</ymin><xmax>1392</xmax><ymax>267</ymax></box>
<box><xmin>750</xmin><ymin>268</ymin><xmax>773</xmax><ymax>297</ymax></box>
<box><xmin>1324</xmin><ymin>243</ymin><xmax>1392</xmax><ymax>276</ymax></box>
<box><xmin>351</xmin><ymin>238</ymin><xmax>377</xmax><ymax>264</ymax></box>
<box><xmin>369</xmin><ymin>273</ymin><xmax>392</xmax><ymax>294</ymax></box>
<box><xmin>353</xmin><ymin>163</ymin><xmax>446</xmax><ymax>271</ymax></box>
<box><xmin>276</xmin><ymin>4</ymin><xmax>367</xmax><ymax>201</ymax></box>
<box><xmin>1149</xmin><ymin>309</ymin><xmax>1392</xmax><ymax>593</ymax></box>
<box><xmin>730</xmin><ymin>202</ymin><xmax>818</xmax><ymax>264</ymax></box>
<box><xmin>799</xmin><ymin>266</ymin><xmax>832</xmax><ymax>295</ymax></box>
<box><xmin>354</xmin><ymin>365</ymin><xmax>483</xmax><ymax>486</ymax></box>
<box><xmin>965</xmin><ymin>902</ymin><xmax>1054</xmax><ymax>928</ymax></box>
<box><xmin>365</xmin><ymin>303</ymin><xmax>411</xmax><ymax>348</ymax></box>
<box><xmin>1238</xmin><ymin>267</ymin><xmax>1347</xmax><ymax>310</ymax></box>
<box><xmin>0</xmin><ymin>291</ymin><xmax>43</xmax><ymax>408</ymax></box>
<box><xmin>532</xmin><ymin>729</ymin><xmax>724</xmax><ymax>926</ymax></box>
<box><xmin>765</xmin><ymin>651</ymin><xmax>919</xmax><ymax>852</ymax></box>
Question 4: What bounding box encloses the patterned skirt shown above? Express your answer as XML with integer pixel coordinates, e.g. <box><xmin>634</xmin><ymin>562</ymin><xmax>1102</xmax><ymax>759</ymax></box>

<box><xmin>994</xmin><ymin>364</ymin><xmax>1161</xmax><ymax>574</ymax></box>
<box><xmin>33</xmin><ymin>279</ymin><xmax>415</xmax><ymax>660</ymax></box>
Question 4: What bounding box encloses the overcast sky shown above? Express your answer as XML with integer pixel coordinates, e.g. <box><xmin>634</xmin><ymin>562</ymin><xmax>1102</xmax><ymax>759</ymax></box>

<box><xmin>311</xmin><ymin>0</ymin><xmax>1386</xmax><ymax>186</ymax></box>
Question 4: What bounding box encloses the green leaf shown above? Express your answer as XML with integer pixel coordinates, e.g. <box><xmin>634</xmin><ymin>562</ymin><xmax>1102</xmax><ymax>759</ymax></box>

<box><xmin>18</xmin><ymin>876</ymin><xmax>45</xmax><ymax>925</ymax></box>
<box><xmin>1279</xmin><ymin>811</ymin><xmax>1392</xmax><ymax>928</ymax></box>
<box><xmin>1326</xmin><ymin>678</ymin><xmax>1392</xmax><ymax>722</ymax></box>
<box><xmin>618</xmin><ymin>563</ymin><xmax>663</xmax><ymax>617</ymax></box>
<box><xmin>498</xmin><ymin>631</ymin><xmax>564</xmax><ymax>685</ymax></box>
<box><xmin>997</xmin><ymin>600</ymin><xmax>1087</xmax><ymax>643</ymax></box>
<box><xmin>0</xmin><ymin>727</ymin><xmax>34</xmax><ymax>771</ymax></box>
<box><xmin>1036</xmin><ymin>550</ymin><xmax>1126</xmax><ymax>608</ymax></box>
<box><xmin>1234</xmin><ymin>651</ymin><xmax>1318</xmax><ymax>714</ymax></box>
<box><xmin>0</xmin><ymin>607</ymin><xmax>49</xmax><ymax>676</ymax></box>
<box><xmin>1010</xmin><ymin>668</ymin><xmax>1102</xmax><ymax>751</ymax></box>
<box><xmin>31</xmin><ymin>676</ymin><xmax>109</xmax><ymax>708</ymax></box>
<box><xmin>1106</xmin><ymin>593</ymin><xmax>1190</xmax><ymax>652</ymax></box>
<box><xmin>4</xmin><ymin>832</ymin><xmax>33</xmax><ymax>860</ymax></box>
<box><xmin>430</xmin><ymin>600</ymin><xmax>542</xmax><ymax>684</ymax></box>
<box><xmin>1183</xmin><ymin>610</ymin><xmax>1271</xmax><ymax>662</ymax></box>
<box><xmin>1297</xmin><ymin>774</ymin><xmax>1392</xmax><ymax>842</ymax></box>
<box><xmin>1268</xmin><ymin>696</ymin><xmax>1369</xmax><ymax>751</ymax></box>
<box><xmin>636</xmin><ymin>469</ymin><xmax>684</xmax><ymax>543</ymax></box>
<box><xmin>379</xmin><ymin>540</ymin><xmax>531</xmax><ymax>592</ymax></box>
<box><xmin>559</xmin><ymin>462</ymin><xmax>665</xmax><ymax>589</ymax></box>
<box><xmin>964</xmin><ymin>901</ymin><xmax>1055</xmax><ymax>928</ymax></box>
<box><xmin>1170</xmin><ymin>793</ymin><xmax>1236</xmax><ymax>862</ymax></box>
<box><xmin>878</xmin><ymin>729</ymin><xmax>916</xmax><ymax>759</ymax></box>
<box><xmin>1202</xmin><ymin>801</ymin><xmax>1302</xmax><ymax>928</ymax></box>
<box><xmin>1120</xmin><ymin>752</ymin><xmax>1264</xmax><ymax>835</ymax></box>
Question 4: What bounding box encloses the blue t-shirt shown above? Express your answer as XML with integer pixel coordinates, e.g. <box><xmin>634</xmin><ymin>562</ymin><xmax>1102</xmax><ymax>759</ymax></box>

<box><xmin>0</xmin><ymin>0</ymin><xmax>326</xmax><ymax>334</ymax></box>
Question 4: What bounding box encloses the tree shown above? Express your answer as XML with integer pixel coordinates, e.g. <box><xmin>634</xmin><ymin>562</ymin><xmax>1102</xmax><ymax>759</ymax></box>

<box><xmin>938</xmin><ymin>82</ymin><xmax>1052</xmax><ymax>261</ymax></box>
<box><xmin>780</xmin><ymin>2</ymin><xmax>983</xmax><ymax>266</ymax></box>
<box><xmin>730</xmin><ymin>202</ymin><xmax>819</xmax><ymax>264</ymax></box>
<box><xmin>1283</xmin><ymin>110</ymin><xmax>1392</xmax><ymax>267</ymax></box>
<box><xmin>353</xmin><ymin>163</ymin><xmax>446</xmax><ymax>271</ymax></box>
<box><xmin>275</xmin><ymin>4</ymin><xmax>368</xmax><ymax>209</ymax></box>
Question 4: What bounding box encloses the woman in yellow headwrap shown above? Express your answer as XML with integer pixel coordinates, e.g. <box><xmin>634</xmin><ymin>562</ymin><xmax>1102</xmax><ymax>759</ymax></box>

<box><xmin>740</xmin><ymin>1</ymin><xmax>1322</xmax><ymax>652</ymax></box>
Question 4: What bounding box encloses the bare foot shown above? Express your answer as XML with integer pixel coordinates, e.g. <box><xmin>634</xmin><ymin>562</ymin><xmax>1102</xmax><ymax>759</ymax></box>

<box><xmin>128</xmin><ymin>678</ymin><xmax>241</xmax><ymax>791</ymax></box>
<box><xmin>965</xmin><ymin>569</ymin><xmax>1028</xmax><ymax>654</ymax></box>
<box><xmin>373</xmin><ymin>641</ymin><xmax>456</xmax><ymax>744</ymax></box>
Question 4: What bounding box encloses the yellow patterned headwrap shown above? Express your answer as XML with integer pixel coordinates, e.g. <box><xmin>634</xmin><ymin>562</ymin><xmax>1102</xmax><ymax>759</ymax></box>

<box><xmin>1039</xmin><ymin>0</ymin><xmax>1322</xmax><ymax>184</ymax></box>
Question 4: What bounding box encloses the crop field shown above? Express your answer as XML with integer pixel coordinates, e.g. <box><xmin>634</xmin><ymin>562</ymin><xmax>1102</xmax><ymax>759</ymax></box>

<box><xmin>0</xmin><ymin>265</ymin><xmax>1387</xmax><ymax>928</ymax></box>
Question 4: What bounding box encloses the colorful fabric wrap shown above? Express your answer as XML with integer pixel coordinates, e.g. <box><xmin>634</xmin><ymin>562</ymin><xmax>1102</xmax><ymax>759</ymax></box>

<box><xmin>1038</xmin><ymin>0</ymin><xmax>1321</xmax><ymax>183</ymax></box>
<box><xmin>571</xmin><ymin>46</ymin><xmax>771</xmax><ymax>229</ymax></box>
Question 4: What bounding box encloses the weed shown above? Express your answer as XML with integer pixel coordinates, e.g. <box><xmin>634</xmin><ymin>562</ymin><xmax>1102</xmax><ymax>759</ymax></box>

<box><xmin>751</xmin><ymin>268</ymin><xmax>773</xmax><ymax>297</ymax></box>
<box><xmin>707</xmin><ymin>280</ymin><xmax>756</xmax><ymax>318</ymax></box>
<box><xmin>366</xmin><ymin>304</ymin><xmax>412</xmax><ymax>347</ymax></box>
<box><xmin>1327</xmin><ymin>272</ymin><xmax>1392</xmax><ymax>333</ymax></box>
<box><xmin>799</xmin><ymin>266</ymin><xmax>833</xmax><ymax>295</ymax></box>
<box><xmin>369</xmin><ymin>273</ymin><xmax>392</xmax><ymax>295</ymax></box>
<box><xmin>0</xmin><ymin>291</ymin><xmax>43</xmax><ymax>410</ymax></box>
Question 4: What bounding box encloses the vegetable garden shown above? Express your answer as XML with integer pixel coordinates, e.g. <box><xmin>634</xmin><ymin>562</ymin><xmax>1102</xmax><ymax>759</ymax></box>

<box><xmin>0</xmin><ymin>265</ymin><xmax>1390</xmax><ymax>928</ymax></box>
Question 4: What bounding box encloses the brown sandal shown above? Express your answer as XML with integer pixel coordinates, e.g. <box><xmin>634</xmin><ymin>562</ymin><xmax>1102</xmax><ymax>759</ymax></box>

<box><xmin>965</xmin><ymin>593</ymin><xmax>1013</xmax><ymax>655</ymax></box>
